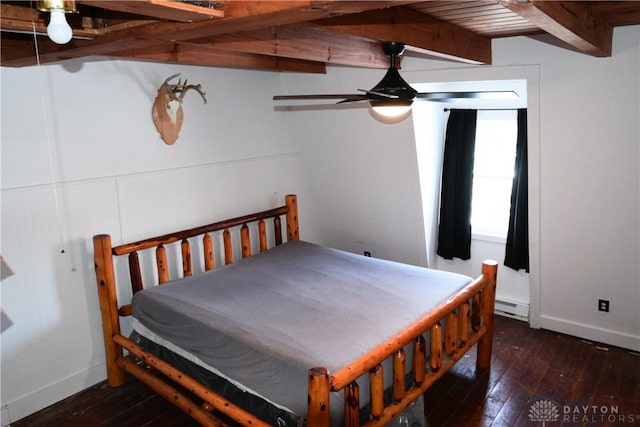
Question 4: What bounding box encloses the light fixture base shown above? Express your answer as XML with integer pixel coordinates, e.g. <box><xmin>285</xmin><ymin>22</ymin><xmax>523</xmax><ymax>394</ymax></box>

<box><xmin>37</xmin><ymin>0</ymin><xmax>77</xmax><ymax>13</ymax></box>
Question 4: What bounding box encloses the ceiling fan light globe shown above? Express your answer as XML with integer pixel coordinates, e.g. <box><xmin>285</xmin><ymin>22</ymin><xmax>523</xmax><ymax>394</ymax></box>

<box><xmin>370</xmin><ymin>99</ymin><xmax>413</xmax><ymax>122</ymax></box>
<box><xmin>372</xmin><ymin>105</ymin><xmax>412</xmax><ymax>117</ymax></box>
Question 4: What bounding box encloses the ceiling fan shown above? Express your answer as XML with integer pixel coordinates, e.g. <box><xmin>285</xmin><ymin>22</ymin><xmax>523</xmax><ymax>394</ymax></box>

<box><xmin>273</xmin><ymin>42</ymin><xmax>518</xmax><ymax>119</ymax></box>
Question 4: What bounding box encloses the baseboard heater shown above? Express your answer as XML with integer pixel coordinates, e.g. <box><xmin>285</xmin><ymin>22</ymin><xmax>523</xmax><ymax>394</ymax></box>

<box><xmin>494</xmin><ymin>299</ymin><xmax>529</xmax><ymax>320</ymax></box>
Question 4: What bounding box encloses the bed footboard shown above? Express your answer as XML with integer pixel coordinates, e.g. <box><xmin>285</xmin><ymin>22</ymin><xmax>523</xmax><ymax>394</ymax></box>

<box><xmin>307</xmin><ymin>260</ymin><xmax>498</xmax><ymax>427</ymax></box>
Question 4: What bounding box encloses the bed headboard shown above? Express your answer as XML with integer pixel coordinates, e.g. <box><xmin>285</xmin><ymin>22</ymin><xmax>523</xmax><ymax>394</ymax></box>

<box><xmin>93</xmin><ymin>194</ymin><xmax>298</xmax><ymax>386</ymax></box>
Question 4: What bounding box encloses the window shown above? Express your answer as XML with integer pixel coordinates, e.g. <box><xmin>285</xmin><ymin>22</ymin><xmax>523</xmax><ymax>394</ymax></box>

<box><xmin>471</xmin><ymin>110</ymin><xmax>518</xmax><ymax>239</ymax></box>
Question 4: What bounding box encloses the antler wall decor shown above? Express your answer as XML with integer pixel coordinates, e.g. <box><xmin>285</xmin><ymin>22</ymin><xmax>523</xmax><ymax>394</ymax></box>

<box><xmin>152</xmin><ymin>73</ymin><xmax>207</xmax><ymax>145</ymax></box>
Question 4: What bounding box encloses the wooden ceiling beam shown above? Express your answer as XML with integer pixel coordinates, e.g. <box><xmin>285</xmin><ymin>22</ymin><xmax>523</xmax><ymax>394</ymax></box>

<box><xmin>142</xmin><ymin>1</ymin><xmax>422</xmax><ymax>43</ymax></box>
<box><xmin>312</xmin><ymin>6</ymin><xmax>492</xmax><ymax>64</ymax></box>
<box><xmin>596</xmin><ymin>1</ymin><xmax>640</xmax><ymax>26</ymax></box>
<box><xmin>75</xmin><ymin>0</ymin><xmax>225</xmax><ymax>22</ymax></box>
<box><xmin>193</xmin><ymin>25</ymin><xmax>390</xmax><ymax>69</ymax></box>
<box><xmin>107</xmin><ymin>42</ymin><xmax>327</xmax><ymax>73</ymax></box>
<box><xmin>1</xmin><ymin>1</ymin><xmax>421</xmax><ymax>68</ymax></box>
<box><xmin>1</xmin><ymin>3</ymin><xmax>46</xmax><ymax>32</ymax></box>
<box><xmin>0</xmin><ymin>36</ymin><xmax>161</xmax><ymax>67</ymax></box>
<box><xmin>502</xmin><ymin>0</ymin><xmax>613</xmax><ymax>57</ymax></box>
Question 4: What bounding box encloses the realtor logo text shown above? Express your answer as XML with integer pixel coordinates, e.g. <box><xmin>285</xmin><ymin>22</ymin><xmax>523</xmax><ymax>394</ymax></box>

<box><xmin>528</xmin><ymin>400</ymin><xmax>640</xmax><ymax>425</ymax></box>
<box><xmin>562</xmin><ymin>405</ymin><xmax>638</xmax><ymax>423</ymax></box>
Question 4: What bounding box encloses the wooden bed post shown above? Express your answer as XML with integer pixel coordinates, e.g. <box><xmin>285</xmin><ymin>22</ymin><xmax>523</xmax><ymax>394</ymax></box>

<box><xmin>307</xmin><ymin>367</ymin><xmax>331</xmax><ymax>426</ymax></box>
<box><xmin>285</xmin><ymin>194</ymin><xmax>299</xmax><ymax>241</ymax></box>
<box><xmin>476</xmin><ymin>260</ymin><xmax>498</xmax><ymax>370</ymax></box>
<box><xmin>93</xmin><ymin>234</ymin><xmax>126</xmax><ymax>387</ymax></box>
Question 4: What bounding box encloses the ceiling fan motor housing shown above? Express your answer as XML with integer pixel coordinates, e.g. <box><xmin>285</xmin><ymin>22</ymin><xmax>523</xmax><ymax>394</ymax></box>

<box><xmin>371</xmin><ymin>67</ymin><xmax>417</xmax><ymax>100</ymax></box>
<box><xmin>370</xmin><ymin>42</ymin><xmax>417</xmax><ymax>108</ymax></box>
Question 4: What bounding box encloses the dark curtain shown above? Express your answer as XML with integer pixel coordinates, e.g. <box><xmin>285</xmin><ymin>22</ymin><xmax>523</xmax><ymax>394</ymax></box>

<box><xmin>504</xmin><ymin>108</ymin><xmax>529</xmax><ymax>272</ymax></box>
<box><xmin>437</xmin><ymin>109</ymin><xmax>477</xmax><ymax>260</ymax></box>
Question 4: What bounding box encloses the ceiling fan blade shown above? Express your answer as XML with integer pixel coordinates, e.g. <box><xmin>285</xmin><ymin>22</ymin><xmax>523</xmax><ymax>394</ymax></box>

<box><xmin>336</xmin><ymin>98</ymin><xmax>370</xmax><ymax>104</ymax></box>
<box><xmin>415</xmin><ymin>91</ymin><xmax>519</xmax><ymax>101</ymax></box>
<box><xmin>357</xmin><ymin>89</ymin><xmax>398</xmax><ymax>99</ymax></box>
<box><xmin>273</xmin><ymin>94</ymin><xmax>367</xmax><ymax>102</ymax></box>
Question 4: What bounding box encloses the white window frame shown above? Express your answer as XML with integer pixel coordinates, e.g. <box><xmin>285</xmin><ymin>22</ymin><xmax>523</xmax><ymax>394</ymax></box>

<box><xmin>470</xmin><ymin>110</ymin><xmax>518</xmax><ymax>242</ymax></box>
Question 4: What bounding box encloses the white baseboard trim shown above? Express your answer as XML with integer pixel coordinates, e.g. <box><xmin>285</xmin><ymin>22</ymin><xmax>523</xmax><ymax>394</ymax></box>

<box><xmin>2</xmin><ymin>363</ymin><xmax>106</xmax><ymax>426</ymax></box>
<box><xmin>1</xmin><ymin>407</ymin><xmax>9</xmax><ymax>427</ymax></box>
<box><xmin>538</xmin><ymin>314</ymin><xmax>640</xmax><ymax>352</ymax></box>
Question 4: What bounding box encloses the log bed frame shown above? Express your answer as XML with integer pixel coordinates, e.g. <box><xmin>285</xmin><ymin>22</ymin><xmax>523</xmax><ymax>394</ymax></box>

<box><xmin>93</xmin><ymin>194</ymin><xmax>497</xmax><ymax>427</ymax></box>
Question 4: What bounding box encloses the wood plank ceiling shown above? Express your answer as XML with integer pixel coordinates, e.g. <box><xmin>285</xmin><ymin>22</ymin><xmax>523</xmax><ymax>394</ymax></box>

<box><xmin>2</xmin><ymin>1</ymin><xmax>640</xmax><ymax>72</ymax></box>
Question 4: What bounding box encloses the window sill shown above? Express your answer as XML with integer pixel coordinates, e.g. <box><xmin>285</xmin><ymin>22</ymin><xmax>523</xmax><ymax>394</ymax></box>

<box><xmin>472</xmin><ymin>233</ymin><xmax>507</xmax><ymax>244</ymax></box>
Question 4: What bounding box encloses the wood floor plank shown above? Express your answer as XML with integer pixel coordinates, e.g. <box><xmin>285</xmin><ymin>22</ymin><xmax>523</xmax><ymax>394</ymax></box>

<box><xmin>458</xmin><ymin>325</ymin><xmax>538</xmax><ymax>424</ymax></box>
<box><xmin>472</xmin><ymin>326</ymin><xmax>549</xmax><ymax>426</ymax></box>
<box><xmin>11</xmin><ymin>316</ymin><xmax>640</xmax><ymax>427</ymax></box>
<box><xmin>466</xmin><ymin>321</ymin><xmax>538</xmax><ymax>425</ymax></box>
<box><xmin>421</xmin><ymin>317</ymin><xmax>528</xmax><ymax>423</ymax></box>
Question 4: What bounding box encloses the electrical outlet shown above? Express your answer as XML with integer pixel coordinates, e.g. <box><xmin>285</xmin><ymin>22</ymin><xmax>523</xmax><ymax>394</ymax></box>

<box><xmin>364</xmin><ymin>251</ymin><xmax>371</xmax><ymax>257</ymax></box>
<box><xmin>598</xmin><ymin>299</ymin><xmax>610</xmax><ymax>312</ymax></box>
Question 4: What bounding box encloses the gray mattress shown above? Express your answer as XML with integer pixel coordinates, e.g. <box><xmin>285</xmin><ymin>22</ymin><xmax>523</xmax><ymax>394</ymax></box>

<box><xmin>131</xmin><ymin>240</ymin><xmax>472</xmax><ymax>423</ymax></box>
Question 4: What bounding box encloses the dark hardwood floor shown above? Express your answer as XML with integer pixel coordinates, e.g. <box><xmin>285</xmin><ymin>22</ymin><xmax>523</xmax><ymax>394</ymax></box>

<box><xmin>12</xmin><ymin>316</ymin><xmax>640</xmax><ymax>426</ymax></box>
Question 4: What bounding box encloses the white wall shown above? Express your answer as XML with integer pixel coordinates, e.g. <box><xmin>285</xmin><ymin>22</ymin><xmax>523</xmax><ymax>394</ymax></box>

<box><xmin>0</xmin><ymin>59</ymin><xmax>320</xmax><ymax>424</ymax></box>
<box><xmin>278</xmin><ymin>68</ymin><xmax>428</xmax><ymax>266</ymax></box>
<box><xmin>283</xmin><ymin>26</ymin><xmax>640</xmax><ymax>352</ymax></box>
<box><xmin>508</xmin><ymin>29</ymin><xmax>640</xmax><ymax>350</ymax></box>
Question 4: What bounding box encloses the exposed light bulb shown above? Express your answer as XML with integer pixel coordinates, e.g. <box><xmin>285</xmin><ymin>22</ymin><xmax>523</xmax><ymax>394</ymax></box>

<box><xmin>47</xmin><ymin>8</ymin><xmax>73</xmax><ymax>44</ymax></box>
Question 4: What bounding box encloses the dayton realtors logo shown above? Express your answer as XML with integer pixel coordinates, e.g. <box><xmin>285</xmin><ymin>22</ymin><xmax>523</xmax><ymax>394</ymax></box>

<box><xmin>528</xmin><ymin>400</ymin><xmax>560</xmax><ymax>426</ymax></box>
<box><xmin>528</xmin><ymin>400</ymin><xmax>640</xmax><ymax>425</ymax></box>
